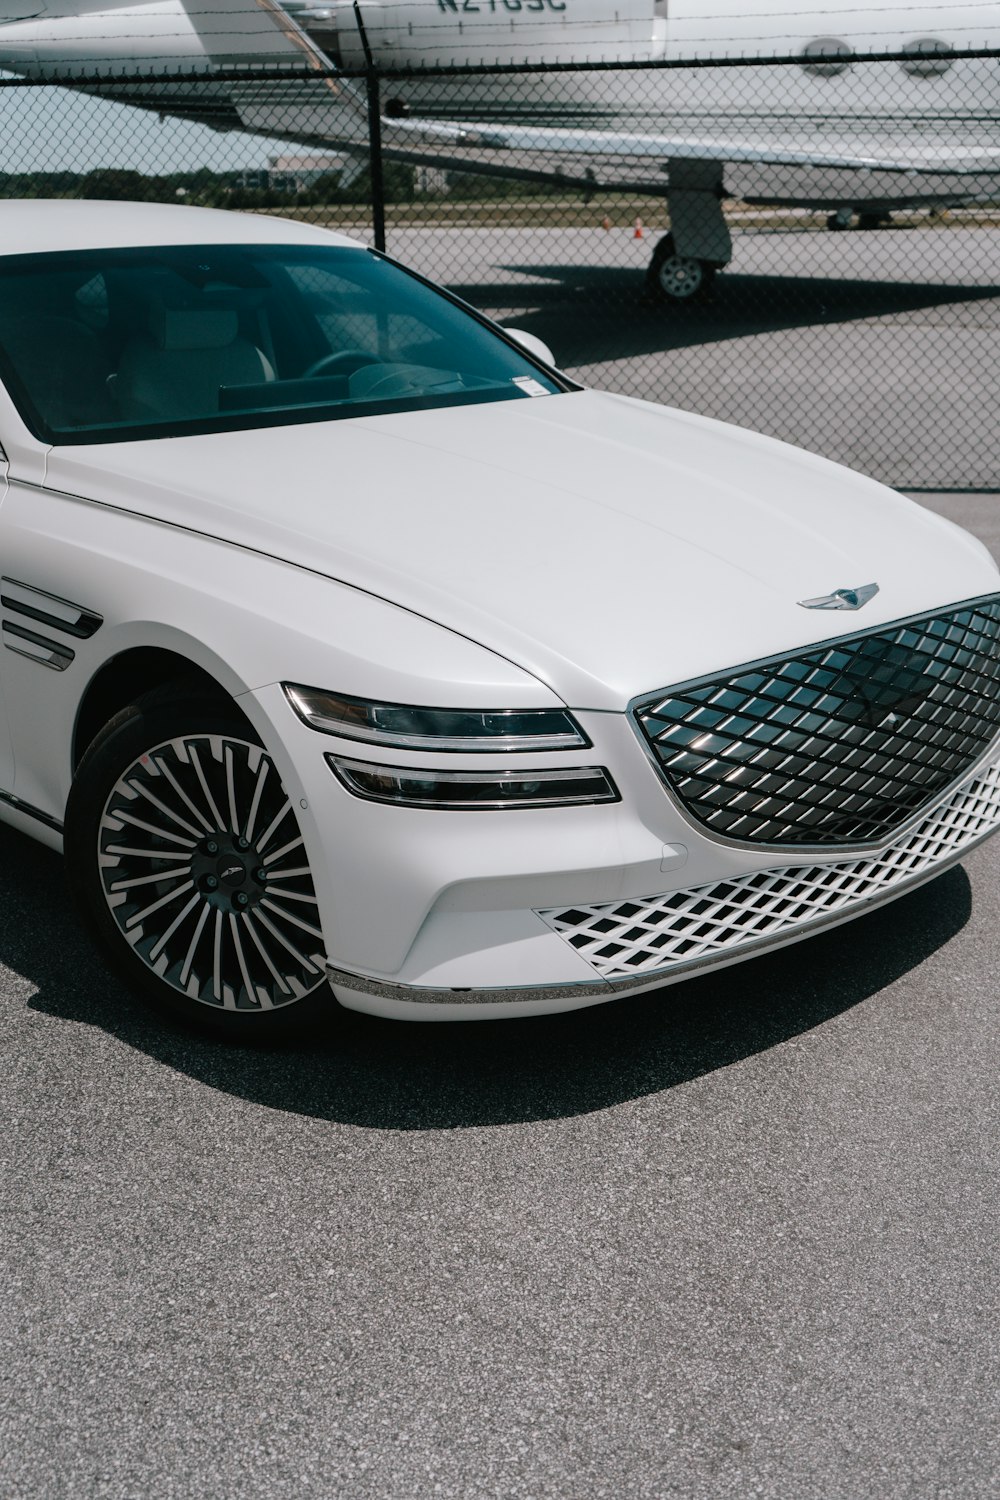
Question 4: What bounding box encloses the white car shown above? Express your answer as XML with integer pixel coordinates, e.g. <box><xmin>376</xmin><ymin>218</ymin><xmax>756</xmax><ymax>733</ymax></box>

<box><xmin>0</xmin><ymin>199</ymin><xmax>997</xmax><ymax>1035</ymax></box>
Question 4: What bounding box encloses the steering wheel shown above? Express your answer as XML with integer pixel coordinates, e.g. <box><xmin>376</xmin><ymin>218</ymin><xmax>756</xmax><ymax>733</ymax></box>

<box><xmin>303</xmin><ymin>349</ymin><xmax>382</xmax><ymax>379</ymax></box>
<box><xmin>355</xmin><ymin>369</ymin><xmax>422</xmax><ymax>399</ymax></box>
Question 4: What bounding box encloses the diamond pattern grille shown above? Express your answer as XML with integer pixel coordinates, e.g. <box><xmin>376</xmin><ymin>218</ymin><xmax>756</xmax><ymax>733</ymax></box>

<box><xmin>539</xmin><ymin>755</ymin><xmax>1000</xmax><ymax>981</ymax></box>
<box><xmin>633</xmin><ymin>596</ymin><xmax>1000</xmax><ymax>846</ymax></box>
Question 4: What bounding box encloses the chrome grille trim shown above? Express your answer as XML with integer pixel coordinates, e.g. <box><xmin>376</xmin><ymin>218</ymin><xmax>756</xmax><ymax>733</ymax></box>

<box><xmin>632</xmin><ymin>595</ymin><xmax>1000</xmax><ymax>848</ymax></box>
<box><xmin>538</xmin><ymin>752</ymin><xmax>1000</xmax><ymax>982</ymax></box>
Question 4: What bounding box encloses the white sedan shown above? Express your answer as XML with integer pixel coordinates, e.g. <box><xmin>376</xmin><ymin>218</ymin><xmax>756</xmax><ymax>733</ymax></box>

<box><xmin>0</xmin><ymin>198</ymin><xmax>997</xmax><ymax>1035</ymax></box>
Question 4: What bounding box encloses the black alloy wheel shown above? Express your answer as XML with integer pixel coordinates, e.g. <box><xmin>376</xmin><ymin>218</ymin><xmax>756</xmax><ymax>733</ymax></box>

<box><xmin>66</xmin><ymin>687</ymin><xmax>331</xmax><ymax>1036</ymax></box>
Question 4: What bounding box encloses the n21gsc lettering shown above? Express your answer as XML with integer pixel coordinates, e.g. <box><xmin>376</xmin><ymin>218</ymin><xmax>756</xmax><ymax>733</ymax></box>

<box><xmin>437</xmin><ymin>0</ymin><xmax>568</xmax><ymax>13</ymax></box>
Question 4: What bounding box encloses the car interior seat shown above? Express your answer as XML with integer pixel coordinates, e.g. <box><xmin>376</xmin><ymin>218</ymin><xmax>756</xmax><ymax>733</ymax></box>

<box><xmin>115</xmin><ymin>303</ymin><xmax>275</xmax><ymax>423</ymax></box>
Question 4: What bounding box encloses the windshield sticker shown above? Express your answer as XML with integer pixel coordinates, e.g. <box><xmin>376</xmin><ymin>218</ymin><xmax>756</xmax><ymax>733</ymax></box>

<box><xmin>512</xmin><ymin>376</ymin><xmax>549</xmax><ymax>397</ymax></box>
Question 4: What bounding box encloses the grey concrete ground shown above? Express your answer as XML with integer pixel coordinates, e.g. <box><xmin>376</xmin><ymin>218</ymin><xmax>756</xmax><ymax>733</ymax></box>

<box><xmin>1</xmin><ymin>494</ymin><xmax>999</xmax><ymax>1500</ymax></box>
<box><xmin>383</xmin><ymin>222</ymin><xmax>1000</xmax><ymax>489</ymax></box>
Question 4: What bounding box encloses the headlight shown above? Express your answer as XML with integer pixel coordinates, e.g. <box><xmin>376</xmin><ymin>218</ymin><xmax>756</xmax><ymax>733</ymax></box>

<box><xmin>284</xmin><ymin>684</ymin><xmax>588</xmax><ymax>751</ymax></box>
<box><xmin>327</xmin><ymin>755</ymin><xmax>619</xmax><ymax>810</ymax></box>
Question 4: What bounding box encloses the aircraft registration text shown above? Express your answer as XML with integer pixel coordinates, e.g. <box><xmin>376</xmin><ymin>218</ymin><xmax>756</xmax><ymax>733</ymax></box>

<box><xmin>438</xmin><ymin>0</ymin><xmax>568</xmax><ymax>13</ymax></box>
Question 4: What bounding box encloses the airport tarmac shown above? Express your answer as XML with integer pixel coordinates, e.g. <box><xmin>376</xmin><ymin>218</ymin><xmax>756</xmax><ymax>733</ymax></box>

<box><xmin>376</xmin><ymin>221</ymin><xmax>1000</xmax><ymax>489</ymax></box>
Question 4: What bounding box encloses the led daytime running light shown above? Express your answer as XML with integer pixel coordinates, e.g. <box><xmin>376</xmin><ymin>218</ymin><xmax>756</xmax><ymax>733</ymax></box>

<box><xmin>327</xmin><ymin>754</ymin><xmax>619</xmax><ymax>810</ymax></box>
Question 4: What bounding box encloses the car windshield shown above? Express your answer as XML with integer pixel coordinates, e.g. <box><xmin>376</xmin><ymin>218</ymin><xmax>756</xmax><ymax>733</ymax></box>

<box><xmin>0</xmin><ymin>242</ymin><xmax>564</xmax><ymax>444</ymax></box>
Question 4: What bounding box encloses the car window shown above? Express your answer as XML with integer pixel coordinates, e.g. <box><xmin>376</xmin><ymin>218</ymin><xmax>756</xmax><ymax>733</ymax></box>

<box><xmin>0</xmin><ymin>243</ymin><xmax>564</xmax><ymax>445</ymax></box>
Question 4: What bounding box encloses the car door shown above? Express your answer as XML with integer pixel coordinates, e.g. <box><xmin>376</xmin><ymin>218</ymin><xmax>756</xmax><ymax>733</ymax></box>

<box><xmin>0</xmin><ymin>441</ymin><xmax>18</xmax><ymax>792</ymax></box>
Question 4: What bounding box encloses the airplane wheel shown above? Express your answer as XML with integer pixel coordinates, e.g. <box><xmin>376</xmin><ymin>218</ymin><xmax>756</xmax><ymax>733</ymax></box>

<box><xmin>827</xmin><ymin>208</ymin><xmax>854</xmax><ymax>231</ymax></box>
<box><xmin>645</xmin><ymin>234</ymin><xmax>715</xmax><ymax>304</ymax></box>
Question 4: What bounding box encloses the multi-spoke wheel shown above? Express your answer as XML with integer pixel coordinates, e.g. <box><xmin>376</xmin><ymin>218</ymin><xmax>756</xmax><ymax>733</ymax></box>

<box><xmin>644</xmin><ymin>233</ymin><xmax>716</xmax><ymax>306</ymax></box>
<box><xmin>66</xmin><ymin>688</ymin><xmax>331</xmax><ymax>1035</ymax></box>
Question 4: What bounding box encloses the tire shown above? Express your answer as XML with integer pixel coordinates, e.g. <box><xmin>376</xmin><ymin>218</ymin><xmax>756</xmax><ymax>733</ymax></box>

<box><xmin>66</xmin><ymin>686</ymin><xmax>332</xmax><ymax>1037</ymax></box>
<box><xmin>644</xmin><ymin>233</ymin><xmax>716</xmax><ymax>305</ymax></box>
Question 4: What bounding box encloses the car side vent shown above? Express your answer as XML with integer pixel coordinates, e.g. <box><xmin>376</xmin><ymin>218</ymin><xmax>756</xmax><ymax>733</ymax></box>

<box><xmin>1</xmin><ymin>576</ymin><xmax>102</xmax><ymax>671</ymax></box>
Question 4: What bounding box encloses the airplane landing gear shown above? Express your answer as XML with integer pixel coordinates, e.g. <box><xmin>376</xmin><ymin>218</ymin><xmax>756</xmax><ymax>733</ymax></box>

<box><xmin>645</xmin><ymin>233</ymin><xmax>716</xmax><ymax>304</ymax></box>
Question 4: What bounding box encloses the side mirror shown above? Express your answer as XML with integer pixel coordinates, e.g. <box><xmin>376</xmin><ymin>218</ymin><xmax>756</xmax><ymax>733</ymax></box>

<box><xmin>505</xmin><ymin>328</ymin><xmax>556</xmax><ymax>368</ymax></box>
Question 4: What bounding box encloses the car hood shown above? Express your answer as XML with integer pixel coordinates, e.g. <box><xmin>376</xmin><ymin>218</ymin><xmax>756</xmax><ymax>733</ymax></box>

<box><xmin>44</xmin><ymin>391</ymin><xmax>998</xmax><ymax>709</ymax></box>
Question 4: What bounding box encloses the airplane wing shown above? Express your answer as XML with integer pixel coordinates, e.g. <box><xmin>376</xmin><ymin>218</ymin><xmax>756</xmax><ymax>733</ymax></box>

<box><xmin>224</xmin><ymin>79</ymin><xmax>1000</xmax><ymax>208</ymax></box>
<box><xmin>225</xmin><ymin>84</ymin><xmax>1000</xmax><ymax>233</ymax></box>
<box><xmin>221</xmin><ymin>60</ymin><xmax>1000</xmax><ymax>180</ymax></box>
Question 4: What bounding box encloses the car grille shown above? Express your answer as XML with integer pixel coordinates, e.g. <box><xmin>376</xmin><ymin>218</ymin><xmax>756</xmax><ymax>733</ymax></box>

<box><xmin>633</xmin><ymin>595</ymin><xmax>1000</xmax><ymax>846</ymax></box>
<box><xmin>538</xmin><ymin>752</ymin><xmax>1000</xmax><ymax>982</ymax></box>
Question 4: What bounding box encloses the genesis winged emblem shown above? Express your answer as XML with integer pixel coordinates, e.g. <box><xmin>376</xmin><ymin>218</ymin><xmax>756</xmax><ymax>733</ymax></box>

<box><xmin>798</xmin><ymin>582</ymin><xmax>880</xmax><ymax>611</ymax></box>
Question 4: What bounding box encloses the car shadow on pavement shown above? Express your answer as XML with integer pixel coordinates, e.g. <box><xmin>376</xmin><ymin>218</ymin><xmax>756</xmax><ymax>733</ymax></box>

<box><xmin>10</xmin><ymin>820</ymin><xmax>973</xmax><ymax>1129</ymax></box>
<box><xmin>448</xmin><ymin>271</ymin><xmax>1000</xmax><ymax>367</ymax></box>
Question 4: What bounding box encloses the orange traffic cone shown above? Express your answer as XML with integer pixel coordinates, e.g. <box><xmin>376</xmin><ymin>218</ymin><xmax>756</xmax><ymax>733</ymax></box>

<box><xmin>601</xmin><ymin>215</ymin><xmax>612</xmax><ymax>230</ymax></box>
<box><xmin>633</xmin><ymin>217</ymin><xmax>644</xmax><ymax>239</ymax></box>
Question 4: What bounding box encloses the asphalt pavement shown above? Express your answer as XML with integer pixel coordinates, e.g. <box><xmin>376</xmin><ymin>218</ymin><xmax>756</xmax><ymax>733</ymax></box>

<box><xmin>1</xmin><ymin>491</ymin><xmax>999</xmax><ymax>1499</ymax></box>
<box><xmin>384</xmin><ymin>222</ymin><xmax>1000</xmax><ymax>490</ymax></box>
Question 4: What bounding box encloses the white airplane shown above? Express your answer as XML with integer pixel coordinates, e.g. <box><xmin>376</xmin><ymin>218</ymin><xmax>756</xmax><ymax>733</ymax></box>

<box><xmin>0</xmin><ymin>0</ymin><xmax>998</xmax><ymax>301</ymax></box>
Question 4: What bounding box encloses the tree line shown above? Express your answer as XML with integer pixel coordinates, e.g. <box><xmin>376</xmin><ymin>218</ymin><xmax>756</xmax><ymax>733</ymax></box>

<box><xmin>0</xmin><ymin>165</ymin><xmax>571</xmax><ymax>207</ymax></box>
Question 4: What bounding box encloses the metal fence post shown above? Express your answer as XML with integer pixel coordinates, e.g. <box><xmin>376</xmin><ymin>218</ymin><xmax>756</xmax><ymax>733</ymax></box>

<box><xmin>367</xmin><ymin>66</ymin><xmax>386</xmax><ymax>253</ymax></box>
<box><xmin>352</xmin><ymin>0</ymin><xmax>386</xmax><ymax>252</ymax></box>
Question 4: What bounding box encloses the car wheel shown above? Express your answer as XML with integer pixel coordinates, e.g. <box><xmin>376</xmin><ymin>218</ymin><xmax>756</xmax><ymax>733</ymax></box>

<box><xmin>66</xmin><ymin>686</ymin><xmax>331</xmax><ymax>1036</ymax></box>
<box><xmin>645</xmin><ymin>234</ymin><xmax>716</xmax><ymax>304</ymax></box>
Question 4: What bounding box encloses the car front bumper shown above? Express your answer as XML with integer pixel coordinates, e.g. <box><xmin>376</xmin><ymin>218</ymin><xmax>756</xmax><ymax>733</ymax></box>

<box><xmin>326</xmin><ymin>745</ymin><xmax>1000</xmax><ymax>1018</ymax></box>
<box><xmin>247</xmin><ymin>684</ymin><xmax>1000</xmax><ymax>1021</ymax></box>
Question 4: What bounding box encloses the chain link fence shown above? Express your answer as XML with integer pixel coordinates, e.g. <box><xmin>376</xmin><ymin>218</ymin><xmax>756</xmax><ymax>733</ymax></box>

<box><xmin>0</xmin><ymin>47</ymin><xmax>997</xmax><ymax>488</ymax></box>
